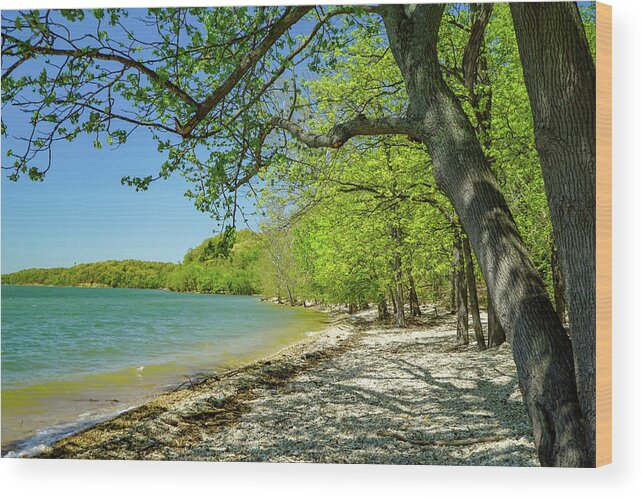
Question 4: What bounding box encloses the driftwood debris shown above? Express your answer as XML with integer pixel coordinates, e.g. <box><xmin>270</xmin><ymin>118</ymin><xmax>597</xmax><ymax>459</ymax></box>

<box><xmin>377</xmin><ymin>430</ymin><xmax>504</xmax><ymax>447</ymax></box>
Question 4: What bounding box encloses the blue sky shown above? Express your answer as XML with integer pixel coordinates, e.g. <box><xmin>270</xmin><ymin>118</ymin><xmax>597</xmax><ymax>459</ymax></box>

<box><xmin>0</xmin><ymin>8</ymin><xmax>267</xmax><ymax>274</ymax></box>
<box><xmin>0</xmin><ymin>6</ymin><xmax>328</xmax><ymax>274</ymax></box>
<box><xmin>1</xmin><ymin>125</ymin><xmax>221</xmax><ymax>273</ymax></box>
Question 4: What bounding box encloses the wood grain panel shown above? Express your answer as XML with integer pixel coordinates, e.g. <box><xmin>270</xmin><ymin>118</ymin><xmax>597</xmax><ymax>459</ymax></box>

<box><xmin>596</xmin><ymin>1</ymin><xmax>612</xmax><ymax>467</ymax></box>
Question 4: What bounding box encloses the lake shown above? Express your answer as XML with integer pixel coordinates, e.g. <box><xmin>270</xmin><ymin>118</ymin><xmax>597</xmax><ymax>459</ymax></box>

<box><xmin>1</xmin><ymin>285</ymin><xmax>327</xmax><ymax>455</ymax></box>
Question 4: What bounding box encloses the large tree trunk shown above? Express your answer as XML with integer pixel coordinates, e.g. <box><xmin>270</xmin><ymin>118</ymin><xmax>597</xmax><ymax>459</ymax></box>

<box><xmin>511</xmin><ymin>2</ymin><xmax>597</xmax><ymax>464</ymax></box>
<box><xmin>487</xmin><ymin>296</ymin><xmax>507</xmax><ymax>348</ymax></box>
<box><xmin>453</xmin><ymin>228</ymin><xmax>469</xmax><ymax>345</ymax></box>
<box><xmin>463</xmin><ymin>234</ymin><xmax>485</xmax><ymax>350</ymax></box>
<box><xmin>381</xmin><ymin>4</ymin><xmax>589</xmax><ymax>466</ymax></box>
<box><xmin>551</xmin><ymin>241</ymin><xmax>567</xmax><ymax>324</ymax></box>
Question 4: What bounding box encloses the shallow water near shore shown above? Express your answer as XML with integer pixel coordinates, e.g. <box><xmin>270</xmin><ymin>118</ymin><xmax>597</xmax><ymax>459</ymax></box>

<box><xmin>1</xmin><ymin>285</ymin><xmax>327</xmax><ymax>455</ymax></box>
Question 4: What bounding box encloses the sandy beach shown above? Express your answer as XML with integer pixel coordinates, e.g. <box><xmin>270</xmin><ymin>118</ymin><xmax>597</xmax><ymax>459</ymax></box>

<box><xmin>38</xmin><ymin>308</ymin><xmax>538</xmax><ymax>465</ymax></box>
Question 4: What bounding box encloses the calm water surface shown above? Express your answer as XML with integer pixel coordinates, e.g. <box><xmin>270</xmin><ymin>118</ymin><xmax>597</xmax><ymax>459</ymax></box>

<box><xmin>1</xmin><ymin>285</ymin><xmax>327</xmax><ymax>455</ymax></box>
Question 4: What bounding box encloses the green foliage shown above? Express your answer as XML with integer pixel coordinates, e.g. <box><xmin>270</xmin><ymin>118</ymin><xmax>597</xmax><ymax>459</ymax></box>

<box><xmin>2</xmin><ymin>6</ymin><xmax>369</xmax><ymax>225</ymax></box>
<box><xmin>171</xmin><ymin>229</ymin><xmax>265</xmax><ymax>294</ymax></box>
<box><xmin>2</xmin><ymin>229</ymin><xmax>267</xmax><ymax>296</ymax></box>
<box><xmin>256</xmin><ymin>27</ymin><xmax>454</xmax><ymax>308</ymax></box>
<box><xmin>2</xmin><ymin>260</ymin><xmax>176</xmax><ymax>289</ymax></box>
<box><xmin>2</xmin><ymin>6</ymin><xmax>598</xmax><ymax>311</ymax></box>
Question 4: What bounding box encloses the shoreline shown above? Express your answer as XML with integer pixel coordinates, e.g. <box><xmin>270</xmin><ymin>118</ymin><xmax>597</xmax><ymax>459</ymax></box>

<box><xmin>0</xmin><ymin>282</ymin><xmax>257</xmax><ymax>296</ymax></box>
<box><xmin>2</xmin><ymin>312</ymin><xmax>334</xmax><ymax>458</ymax></box>
<box><xmin>34</xmin><ymin>314</ymin><xmax>358</xmax><ymax>460</ymax></box>
<box><xmin>28</xmin><ymin>309</ymin><xmax>538</xmax><ymax>465</ymax></box>
<box><xmin>2</xmin><ymin>283</ymin><xmax>324</xmax><ymax>308</ymax></box>
<box><xmin>1</xmin><ymin>288</ymin><xmax>329</xmax><ymax>456</ymax></box>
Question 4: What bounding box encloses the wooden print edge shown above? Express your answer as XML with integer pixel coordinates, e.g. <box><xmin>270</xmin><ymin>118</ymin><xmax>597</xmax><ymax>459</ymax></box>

<box><xmin>596</xmin><ymin>1</ymin><xmax>612</xmax><ymax>467</ymax></box>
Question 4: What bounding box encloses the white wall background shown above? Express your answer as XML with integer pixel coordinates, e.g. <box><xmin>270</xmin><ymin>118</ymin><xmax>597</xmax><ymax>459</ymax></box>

<box><xmin>1</xmin><ymin>0</ymin><xmax>640</xmax><ymax>497</ymax></box>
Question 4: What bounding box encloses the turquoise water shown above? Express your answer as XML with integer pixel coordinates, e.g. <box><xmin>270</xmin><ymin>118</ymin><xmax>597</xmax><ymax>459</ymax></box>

<box><xmin>1</xmin><ymin>285</ymin><xmax>327</xmax><ymax>454</ymax></box>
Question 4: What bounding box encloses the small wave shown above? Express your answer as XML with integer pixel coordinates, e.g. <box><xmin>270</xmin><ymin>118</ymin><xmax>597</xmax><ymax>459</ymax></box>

<box><xmin>2</xmin><ymin>407</ymin><xmax>131</xmax><ymax>458</ymax></box>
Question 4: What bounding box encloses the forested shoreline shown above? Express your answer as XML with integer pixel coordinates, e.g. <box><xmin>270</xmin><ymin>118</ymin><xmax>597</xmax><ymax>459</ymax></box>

<box><xmin>1</xmin><ymin>230</ymin><xmax>266</xmax><ymax>295</ymax></box>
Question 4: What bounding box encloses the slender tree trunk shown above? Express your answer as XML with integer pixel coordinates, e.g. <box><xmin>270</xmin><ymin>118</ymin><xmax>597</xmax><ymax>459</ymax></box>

<box><xmin>274</xmin><ymin>274</ymin><xmax>284</xmax><ymax>304</ymax></box>
<box><xmin>453</xmin><ymin>228</ymin><xmax>469</xmax><ymax>345</ymax></box>
<box><xmin>449</xmin><ymin>264</ymin><xmax>456</xmax><ymax>314</ymax></box>
<box><xmin>392</xmin><ymin>226</ymin><xmax>406</xmax><ymax>328</ymax></box>
<box><xmin>511</xmin><ymin>3</ymin><xmax>596</xmax><ymax>464</ymax></box>
<box><xmin>394</xmin><ymin>279</ymin><xmax>405</xmax><ymax>328</ymax></box>
<box><xmin>378</xmin><ymin>298</ymin><xmax>390</xmax><ymax>321</ymax></box>
<box><xmin>381</xmin><ymin>5</ymin><xmax>589</xmax><ymax>466</ymax></box>
<box><xmin>464</xmin><ymin>234</ymin><xmax>485</xmax><ymax>350</ymax></box>
<box><xmin>551</xmin><ymin>241</ymin><xmax>567</xmax><ymax>324</ymax></box>
<box><xmin>487</xmin><ymin>296</ymin><xmax>506</xmax><ymax>348</ymax></box>
<box><xmin>408</xmin><ymin>270</ymin><xmax>422</xmax><ymax>317</ymax></box>
<box><xmin>390</xmin><ymin>288</ymin><xmax>397</xmax><ymax>314</ymax></box>
<box><xmin>286</xmin><ymin>285</ymin><xmax>295</xmax><ymax>306</ymax></box>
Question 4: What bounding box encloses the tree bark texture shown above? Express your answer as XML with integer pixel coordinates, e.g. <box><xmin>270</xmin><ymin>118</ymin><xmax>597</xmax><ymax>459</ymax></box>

<box><xmin>453</xmin><ymin>228</ymin><xmax>469</xmax><ymax>345</ymax></box>
<box><xmin>487</xmin><ymin>296</ymin><xmax>507</xmax><ymax>348</ymax></box>
<box><xmin>551</xmin><ymin>241</ymin><xmax>567</xmax><ymax>324</ymax></box>
<box><xmin>408</xmin><ymin>270</ymin><xmax>422</xmax><ymax>317</ymax></box>
<box><xmin>464</xmin><ymin>234</ymin><xmax>485</xmax><ymax>350</ymax></box>
<box><xmin>392</xmin><ymin>227</ymin><xmax>406</xmax><ymax>328</ymax></box>
<box><xmin>378</xmin><ymin>298</ymin><xmax>390</xmax><ymax>321</ymax></box>
<box><xmin>449</xmin><ymin>264</ymin><xmax>456</xmax><ymax>314</ymax></box>
<box><xmin>394</xmin><ymin>279</ymin><xmax>405</xmax><ymax>328</ymax></box>
<box><xmin>380</xmin><ymin>4</ymin><xmax>589</xmax><ymax>466</ymax></box>
<box><xmin>511</xmin><ymin>2</ymin><xmax>596</xmax><ymax>464</ymax></box>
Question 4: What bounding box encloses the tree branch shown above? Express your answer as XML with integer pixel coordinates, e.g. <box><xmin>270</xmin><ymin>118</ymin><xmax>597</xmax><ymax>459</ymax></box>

<box><xmin>270</xmin><ymin>115</ymin><xmax>419</xmax><ymax>149</ymax></box>
<box><xmin>462</xmin><ymin>3</ymin><xmax>493</xmax><ymax>95</ymax></box>
<box><xmin>181</xmin><ymin>6</ymin><xmax>313</xmax><ymax>135</ymax></box>
<box><xmin>190</xmin><ymin>6</ymin><xmax>362</xmax><ymax>141</ymax></box>
<box><xmin>3</xmin><ymin>34</ymin><xmax>198</xmax><ymax>108</ymax></box>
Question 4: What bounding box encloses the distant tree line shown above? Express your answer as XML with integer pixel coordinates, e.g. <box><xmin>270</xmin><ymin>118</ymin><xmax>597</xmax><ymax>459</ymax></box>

<box><xmin>2</xmin><ymin>229</ymin><xmax>267</xmax><ymax>295</ymax></box>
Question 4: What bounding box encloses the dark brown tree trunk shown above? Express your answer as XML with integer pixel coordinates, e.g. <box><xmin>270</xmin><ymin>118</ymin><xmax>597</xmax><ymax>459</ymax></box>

<box><xmin>381</xmin><ymin>4</ymin><xmax>589</xmax><ymax>466</ymax></box>
<box><xmin>511</xmin><ymin>3</ymin><xmax>596</xmax><ymax>464</ymax></box>
<box><xmin>463</xmin><ymin>3</ymin><xmax>494</xmax><ymax>151</ymax></box>
<box><xmin>286</xmin><ymin>285</ymin><xmax>295</xmax><ymax>307</ymax></box>
<box><xmin>378</xmin><ymin>298</ymin><xmax>390</xmax><ymax>321</ymax></box>
<box><xmin>551</xmin><ymin>241</ymin><xmax>567</xmax><ymax>324</ymax></box>
<box><xmin>464</xmin><ymin>234</ymin><xmax>485</xmax><ymax>350</ymax></box>
<box><xmin>449</xmin><ymin>263</ymin><xmax>456</xmax><ymax>313</ymax></box>
<box><xmin>408</xmin><ymin>270</ymin><xmax>422</xmax><ymax>317</ymax></box>
<box><xmin>392</xmin><ymin>227</ymin><xmax>406</xmax><ymax>328</ymax></box>
<box><xmin>390</xmin><ymin>288</ymin><xmax>397</xmax><ymax>314</ymax></box>
<box><xmin>487</xmin><ymin>296</ymin><xmax>506</xmax><ymax>348</ymax></box>
<box><xmin>348</xmin><ymin>303</ymin><xmax>357</xmax><ymax>315</ymax></box>
<box><xmin>453</xmin><ymin>228</ymin><xmax>469</xmax><ymax>345</ymax></box>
